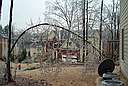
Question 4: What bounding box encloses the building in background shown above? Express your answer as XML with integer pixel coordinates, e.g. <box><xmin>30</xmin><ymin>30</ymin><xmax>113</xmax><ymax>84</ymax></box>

<box><xmin>60</xmin><ymin>38</ymin><xmax>80</xmax><ymax>62</ymax></box>
<box><xmin>0</xmin><ymin>33</ymin><xmax>8</xmax><ymax>60</ymax></box>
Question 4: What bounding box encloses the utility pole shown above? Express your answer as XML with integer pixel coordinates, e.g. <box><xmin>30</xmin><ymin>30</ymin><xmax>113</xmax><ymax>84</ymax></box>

<box><xmin>99</xmin><ymin>0</ymin><xmax>103</xmax><ymax>60</ymax></box>
<box><xmin>86</xmin><ymin>0</ymin><xmax>88</xmax><ymax>61</ymax></box>
<box><xmin>6</xmin><ymin>0</ymin><xmax>13</xmax><ymax>82</ymax></box>
<box><xmin>82</xmin><ymin>0</ymin><xmax>85</xmax><ymax>63</ymax></box>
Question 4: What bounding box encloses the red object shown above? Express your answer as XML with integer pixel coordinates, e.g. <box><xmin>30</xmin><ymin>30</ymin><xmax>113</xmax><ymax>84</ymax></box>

<box><xmin>60</xmin><ymin>49</ymin><xmax>80</xmax><ymax>57</ymax></box>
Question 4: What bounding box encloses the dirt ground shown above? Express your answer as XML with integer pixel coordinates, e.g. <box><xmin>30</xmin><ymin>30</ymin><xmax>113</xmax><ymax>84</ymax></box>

<box><xmin>1</xmin><ymin>61</ymin><xmax>127</xmax><ymax>86</ymax></box>
<box><xmin>5</xmin><ymin>65</ymin><xmax>127</xmax><ymax>86</ymax></box>
<box><xmin>7</xmin><ymin>65</ymin><xmax>99</xmax><ymax>86</ymax></box>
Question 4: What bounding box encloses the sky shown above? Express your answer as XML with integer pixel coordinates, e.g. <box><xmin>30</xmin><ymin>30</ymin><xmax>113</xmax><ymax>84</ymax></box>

<box><xmin>0</xmin><ymin>0</ymin><xmax>113</xmax><ymax>30</ymax></box>
<box><xmin>0</xmin><ymin>0</ymin><xmax>46</xmax><ymax>29</ymax></box>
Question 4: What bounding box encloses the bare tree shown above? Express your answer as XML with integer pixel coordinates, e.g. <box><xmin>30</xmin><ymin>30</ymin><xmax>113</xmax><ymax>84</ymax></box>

<box><xmin>44</xmin><ymin>0</ymin><xmax>81</xmax><ymax>48</ymax></box>
<box><xmin>43</xmin><ymin>0</ymin><xmax>120</xmax><ymax>61</ymax></box>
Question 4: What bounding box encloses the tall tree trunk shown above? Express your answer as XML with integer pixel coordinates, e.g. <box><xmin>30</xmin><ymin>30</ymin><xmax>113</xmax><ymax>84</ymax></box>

<box><xmin>0</xmin><ymin>0</ymin><xmax>2</xmax><ymax>19</ymax></box>
<box><xmin>111</xmin><ymin>0</ymin><xmax>115</xmax><ymax>59</ymax></box>
<box><xmin>99</xmin><ymin>0</ymin><xmax>103</xmax><ymax>60</ymax></box>
<box><xmin>82</xmin><ymin>0</ymin><xmax>85</xmax><ymax>63</ymax></box>
<box><xmin>113</xmin><ymin>12</ymin><xmax>116</xmax><ymax>56</ymax></box>
<box><xmin>86</xmin><ymin>0</ymin><xmax>88</xmax><ymax>61</ymax></box>
<box><xmin>117</xmin><ymin>14</ymin><xmax>120</xmax><ymax>56</ymax></box>
<box><xmin>6</xmin><ymin>0</ymin><xmax>13</xmax><ymax>82</ymax></box>
<box><xmin>67</xmin><ymin>23</ymin><xmax>71</xmax><ymax>49</ymax></box>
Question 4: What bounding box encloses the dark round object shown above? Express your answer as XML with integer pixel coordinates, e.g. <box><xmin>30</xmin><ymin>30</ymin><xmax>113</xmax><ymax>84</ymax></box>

<box><xmin>98</xmin><ymin>59</ymin><xmax>115</xmax><ymax>77</ymax></box>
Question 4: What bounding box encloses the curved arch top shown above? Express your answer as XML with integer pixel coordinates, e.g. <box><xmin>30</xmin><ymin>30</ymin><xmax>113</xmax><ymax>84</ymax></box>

<box><xmin>10</xmin><ymin>23</ymin><xmax>102</xmax><ymax>57</ymax></box>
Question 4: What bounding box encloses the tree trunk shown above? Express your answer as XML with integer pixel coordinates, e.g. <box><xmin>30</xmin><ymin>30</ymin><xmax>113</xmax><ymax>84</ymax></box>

<box><xmin>82</xmin><ymin>0</ymin><xmax>85</xmax><ymax>63</ymax></box>
<box><xmin>6</xmin><ymin>0</ymin><xmax>13</xmax><ymax>82</ymax></box>
<box><xmin>86</xmin><ymin>0</ymin><xmax>89</xmax><ymax>61</ymax></box>
<box><xmin>99</xmin><ymin>0</ymin><xmax>103</xmax><ymax>60</ymax></box>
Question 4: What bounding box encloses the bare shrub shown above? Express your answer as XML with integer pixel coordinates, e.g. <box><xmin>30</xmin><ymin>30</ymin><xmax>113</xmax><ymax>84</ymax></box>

<box><xmin>39</xmin><ymin>51</ymin><xmax>62</xmax><ymax>81</ymax></box>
